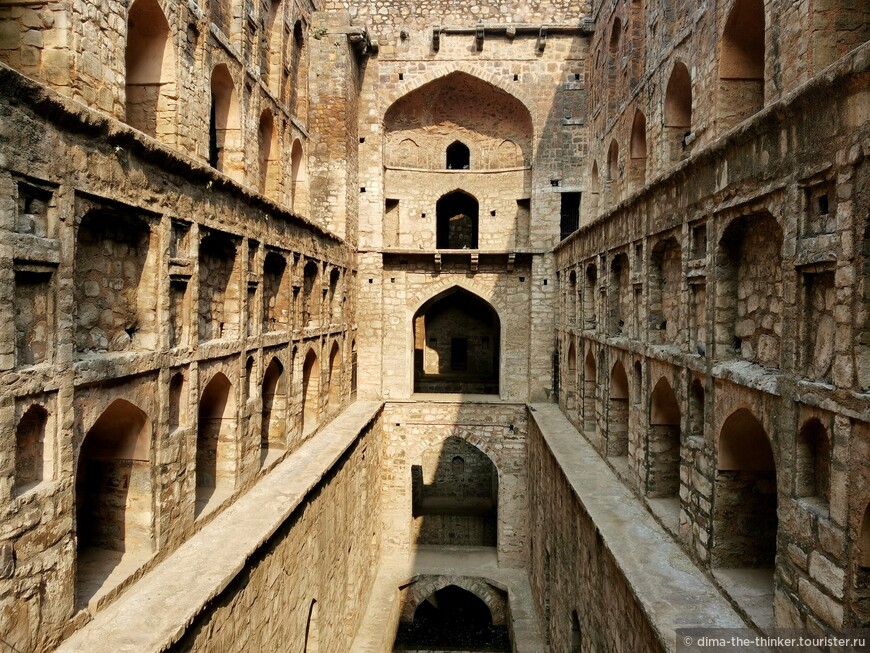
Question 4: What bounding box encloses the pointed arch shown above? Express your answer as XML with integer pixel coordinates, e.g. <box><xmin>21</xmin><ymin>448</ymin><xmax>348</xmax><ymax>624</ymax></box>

<box><xmin>647</xmin><ymin>377</ymin><xmax>681</xmax><ymax>498</ymax></box>
<box><xmin>413</xmin><ymin>286</ymin><xmax>500</xmax><ymax>395</ymax></box>
<box><xmin>436</xmin><ymin>190</ymin><xmax>479</xmax><ymax>249</ymax></box>
<box><xmin>209</xmin><ymin>64</ymin><xmax>241</xmax><ymax>177</ymax></box>
<box><xmin>665</xmin><ymin>62</ymin><xmax>692</xmax><ymax>128</ymax></box>
<box><xmin>302</xmin><ymin>348</ymin><xmax>320</xmax><ymax>435</ymax></box>
<box><xmin>607</xmin><ymin>360</ymin><xmax>629</xmax><ymax>456</ymax></box>
<box><xmin>15</xmin><ymin>404</ymin><xmax>50</xmax><ymax>495</ymax></box>
<box><xmin>327</xmin><ymin>341</ymin><xmax>342</xmax><ymax>412</ymax></box>
<box><xmin>261</xmin><ymin>358</ymin><xmax>287</xmax><ymax>463</ymax></box>
<box><xmin>125</xmin><ymin>0</ymin><xmax>176</xmax><ymax>141</ymax></box>
<box><xmin>719</xmin><ymin>0</ymin><xmax>765</xmax><ymax>129</ymax></box>
<box><xmin>258</xmin><ymin>109</ymin><xmax>280</xmax><ymax>197</ymax></box>
<box><xmin>446</xmin><ymin>141</ymin><xmax>470</xmax><ymax>169</ymax></box>
<box><xmin>290</xmin><ymin>138</ymin><xmax>308</xmax><ymax>215</ymax></box>
<box><xmin>196</xmin><ymin>372</ymin><xmax>236</xmax><ymax>516</ymax></box>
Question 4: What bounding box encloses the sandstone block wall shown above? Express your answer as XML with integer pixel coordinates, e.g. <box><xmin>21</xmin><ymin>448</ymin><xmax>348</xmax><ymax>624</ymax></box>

<box><xmin>556</xmin><ymin>41</ymin><xmax>870</xmax><ymax>632</ymax></box>
<box><xmin>170</xmin><ymin>417</ymin><xmax>382</xmax><ymax>653</ymax></box>
<box><xmin>380</xmin><ymin>401</ymin><xmax>529</xmax><ymax>566</ymax></box>
<box><xmin>0</xmin><ymin>59</ymin><xmax>357</xmax><ymax>650</ymax></box>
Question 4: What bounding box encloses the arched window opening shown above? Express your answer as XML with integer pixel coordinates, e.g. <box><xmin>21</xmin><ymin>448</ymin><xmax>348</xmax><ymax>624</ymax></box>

<box><xmin>607</xmin><ymin>139</ymin><xmax>619</xmax><ymax>182</ymax></box>
<box><xmin>75</xmin><ymin>399</ymin><xmax>152</xmax><ymax>607</ymax></box>
<box><xmin>290</xmin><ymin>139</ymin><xmax>308</xmax><ymax>216</ymax></box>
<box><xmin>608</xmin><ymin>361</ymin><xmax>629</xmax><ymax>457</ymax></box>
<box><xmin>583</xmin><ymin>349</ymin><xmax>597</xmax><ymax>436</ymax></box>
<box><xmin>350</xmin><ymin>339</ymin><xmax>358</xmax><ymax>400</ymax></box>
<box><xmin>328</xmin><ymin>268</ymin><xmax>342</xmax><ymax>323</ymax></box>
<box><xmin>411</xmin><ymin>437</ymin><xmax>498</xmax><ymax>547</ymax></box>
<box><xmin>719</xmin><ymin>0</ymin><xmax>765</xmax><ymax>130</ymax></box>
<box><xmin>196</xmin><ymin>373</ymin><xmax>236</xmax><ymax>517</ymax></box>
<box><xmin>301</xmin><ymin>349</ymin><xmax>320</xmax><ymax>436</ymax></box>
<box><xmin>258</xmin><ymin>110</ymin><xmax>280</xmax><ymax>197</ymax></box>
<box><xmin>446</xmin><ymin>141</ymin><xmax>470</xmax><ymax>169</ymax></box>
<box><xmin>244</xmin><ymin>356</ymin><xmax>255</xmax><ymax>400</ymax></box>
<box><xmin>436</xmin><ymin>191</ymin><xmax>479</xmax><ymax>250</ymax></box>
<box><xmin>609</xmin><ymin>17</ymin><xmax>622</xmax><ymax>53</ymax></box>
<box><xmin>260</xmin><ymin>0</ymin><xmax>282</xmax><ymax>91</ymax></box>
<box><xmin>304</xmin><ymin>599</ymin><xmax>319</xmax><ymax>653</ymax></box>
<box><xmin>327</xmin><ymin>341</ymin><xmax>342</xmax><ymax>412</ymax></box>
<box><xmin>608</xmin><ymin>253</ymin><xmax>629</xmax><ymax>336</ymax></box>
<box><xmin>169</xmin><ymin>372</ymin><xmax>185</xmax><ymax>433</ymax></box>
<box><xmin>630</xmin><ymin>110</ymin><xmax>647</xmax><ymax>188</ymax></box>
<box><xmin>125</xmin><ymin>0</ymin><xmax>176</xmax><ymax>141</ymax></box>
<box><xmin>565</xmin><ymin>339</ymin><xmax>578</xmax><ymax>423</ymax></box>
<box><xmin>584</xmin><ymin>265</ymin><xmax>597</xmax><ymax>329</ymax></box>
<box><xmin>571</xmin><ymin>610</ymin><xmax>582</xmax><ymax>653</ymax></box>
<box><xmin>15</xmin><ymin>405</ymin><xmax>49</xmax><ymax>495</ymax></box>
<box><xmin>209</xmin><ymin>65</ymin><xmax>241</xmax><ymax>179</ymax></box>
<box><xmin>713</xmin><ymin>408</ymin><xmax>777</xmax><ymax>623</ymax></box>
<box><xmin>413</xmin><ymin>288</ymin><xmax>500</xmax><ymax>395</ymax></box>
<box><xmin>664</xmin><ymin>62</ymin><xmax>692</xmax><ymax>164</ymax></box>
<box><xmin>395</xmin><ymin>585</ymin><xmax>510</xmax><ymax>651</ymax></box>
<box><xmin>261</xmin><ymin>358</ymin><xmax>286</xmax><ymax>465</ymax></box>
<box><xmin>647</xmin><ymin>378</ymin><xmax>681</xmax><ymax>499</ymax></box>
<box><xmin>795</xmin><ymin>418</ymin><xmax>831</xmax><ymax>504</ymax></box>
<box><xmin>302</xmin><ymin>261</ymin><xmax>320</xmax><ymax>327</ymax></box>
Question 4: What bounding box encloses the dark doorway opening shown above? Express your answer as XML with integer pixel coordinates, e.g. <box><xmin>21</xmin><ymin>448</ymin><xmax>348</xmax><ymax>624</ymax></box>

<box><xmin>436</xmin><ymin>191</ymin><xmax>479</xmax><ymax>249</ymax></box>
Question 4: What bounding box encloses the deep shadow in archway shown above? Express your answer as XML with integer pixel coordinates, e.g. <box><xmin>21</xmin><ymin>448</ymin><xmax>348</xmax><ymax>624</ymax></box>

<box><xmin>413</xmin><ymin>287</ymin><xmax>499</xmax><ymax>394</ymax></box>
<box><xmin>436</xmin><ymin>191</ymin><xmax>479</xmax><ymax>249</ymax></box>
<box><xmin>394</xmin><ymin>585</ymin><xmax>510</xmax><ymax>652</ymax></box>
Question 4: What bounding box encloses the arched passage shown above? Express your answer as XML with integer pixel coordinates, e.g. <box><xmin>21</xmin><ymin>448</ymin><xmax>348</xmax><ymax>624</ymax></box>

<box><xmin>395</xmin><ymin>584</ymin><xmax>510</xmax><ymax>651</ymax></box>
<box><xmin>209</xmin><ymin>64</ymin><xmax>241</xmax><ymax>178</ymax></box>
<box><xmin>196</xmin><ymin>373</ymin><xmax>236</xmax><ymax>516</ymax></box>
<box><xmin>76</xmin><ymin>399</ymin><xmax>152</xmax><ymax>605</ymax></box>
<box><xmin>290</xmin><ymin>139</ymin><xmax>308</xmax><ymax>215</ymax></box>
<box><xmin>607</xmin><ymin>361</ymin><xmax>629</xmax><ymax>456</ymax></box>
<box><xmin>261</xmin><ymin>358</ymin><xmax>286</xmax><ymax>464</ymax></box>
<box><xmin>258</xmin><ymin>109</ymin><xmax>279</xmax><ymax>197</ymax></box>
<box><xmin>301</xmin><ymin>349</ymin><xmax>320</xmax><ymax>435</ymax></box>
<box><xmin>630</xmin><ymin>109</ymin><xmax>647</xmax><ymax>186</ymax></box>
<box><xmin>583</xmin><ymin>349</ymin><xmax>597</xmax><ymax>435</ymax></box>
<box><xmin>302</xmin><ymin>261</ymin><xmax>320</xmax><ymax>327</ymax></box>
<box><xmin>413</xmin><ymin>287</ymin><xmax>500</xmax><ymax>394</ymax></box>
<box><xmin>446</xmin><ymin>141</ymin><xmax>470</xmax><ymax>169</ymax></box>
<box><xmin>436</xmin><ymin>191</ymin><xmax>478</xmax><ymax>249</ymax></box>
<box><xmin>125</xmin><ymin>0</ymin><xmax>175</xmax><ymax>141</ymax></box>
<box><xmin>713</xmin><ymin>408</ymin><xmax>777</xmax><ymax>569</ymax></box>
<box><xmin>647</xmin><ymin>377</ymin><xmax>681</xmax><ymax>498</ymax></box>
<box><xmin>412</xmin><ymin>436</ymin><xmax>498</xmax><ymax>547</ymax></box>
<box><xmin>719</xmin><ymin>0</ymin><xmax>765</xmax><ymax>130</ymax></box>
<box><xmin>327</xmin><ymin>341</ymin><xmax>342</xmax><ymax>412</ymax></box>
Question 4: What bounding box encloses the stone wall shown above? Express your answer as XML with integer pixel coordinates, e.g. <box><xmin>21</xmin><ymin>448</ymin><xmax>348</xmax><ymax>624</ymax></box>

<box><xmin>0</xmin><ymin>61</ymin><xmax>357</xmax><ymax>651</ymax></box>
<box><xmin>170</xmin><ymin>418</ymin><xmax>382</xmax><ymax>653</ymax></box>
<box><xmin>380</xmin><ymin>401</ymin><xmax>529</xmax><ymax>566</ymax></box>
<box><xmin>527</xmin><ymin>412</ymin><xmax>665</xmax><ymax>653</ymax></box>
<box><xmin>555</xmin><ymin>41</ymin><xmax>870</xmax><ymax>631</ymax></box>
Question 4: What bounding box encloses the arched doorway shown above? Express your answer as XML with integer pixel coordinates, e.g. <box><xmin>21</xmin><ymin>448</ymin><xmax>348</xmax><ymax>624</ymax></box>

<box><xmin>261</xmin><ymin>358</ymin><xmax>286</xmax><ymax>465</ymax></box>
<box><xmin>436</xmin><ymin>191</ymin><xmax>479</xmax><ymax>249</ymax></box>
<box><xmin>647</xmin><ymin>377</ymin><xmax>681</xmax><ymax>499</ymax></box>
<box><xmin>196</xmin><ymin>373</ymin><xmax>236</xmax><ymax>517</ymax></box>
<box><xmin>301</xmin><ymin>349</ymin><xmax>320</xmax><ymax>435</ymax></box>
<box><xmin>607</xmin><ymin>361</ymin><xmax>629</xmax><ymax>456</ymax></box>
<box><xmin>413</xmin><ymin>287</ymin><xmax>500</xmax><ymax>394</ymax></box>
<box><xmin>327</xmin><ymin>341</ymin><xmax>341</xmax><ymax>412</ymax></box>
<box><xmin>411</xmin><ymin>436</ymin><xmax>498</xmax><ymax>547</ymax></box>
<box><xmin>75</xmin><ymin>399</ymin><xmax>152</xmax><ymax>607</ymax></box>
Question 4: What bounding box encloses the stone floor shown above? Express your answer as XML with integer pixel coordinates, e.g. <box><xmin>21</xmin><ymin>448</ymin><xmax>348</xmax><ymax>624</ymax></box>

<box><xmin>351</xmin><ymin>546</ymin><xmax>545</xmax><ymax>653</ymax></box>
<box><xmin>712</xmin><ymin>567</ymin><xmax>776</xmax><ymax>630</ymax></box>
<box><xmin>76</xmin><ymin>547</ymin><xmax>151</xmax><ymax>610</ymax></box>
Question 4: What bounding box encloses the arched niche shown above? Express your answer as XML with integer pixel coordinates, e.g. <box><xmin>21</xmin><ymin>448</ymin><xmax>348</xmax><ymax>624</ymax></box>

<box><xmin>196</xmin><ymin>372</ymin><xmax>236</xmax><ymax>516</ymax></box>
<box><xmin>258</xmin><ymin>109</ymin><xmax>279</xmax><ymax>197</ymax></box>
<box><xmin>714</xmin><ymin>408</ymin><xmax>777</xmax><ymax>571</ymax></box>
<box><xmin>607</xmin><ymin>361</ymin><xmax>629</xmax><ymax>456</ymax></box>
<box><xmin>436</xmin><ymin>190</ymin><xmax>479</xmax><ymax>250</ymax></box>
<box><xmin>301</xmin><ymin>348</ymin><xmax>320</xmax><ymax>435</ymax></box>
<box><xmin>327</xmin><ymin>341</ymin><xmax>342</xmax><ymax>412</ymax></box>
<box><xmin>261</xmin><ymin>358</ymin><xmax>286</xmax><ymax>464</ymax></box>
<box><xmin>125</xmin><ymin>0</ymin><xmax>176</xmax><ymax>142</ymax></box>
<box><xmin>719</xmin><ymin>0</ymin><xmax>765</xmax><ymax>130</ymax></box>
<box><xmin>209</xmin><ymin>64</ymin><xmax>241</xmax><ymax>178</ymax></box>
<box><xmin>647</xmin><ymin>377</ymin><xmax>681</xmax><ymax>498</ymax></box>
<box><xmin>413</xmin><ymin>287</ymin><xmax>500</xmax><ymax>395</ymax></box>
<box><xmin>446</xmin><ymin>141</ymin><xmax>470</xmax><ymax>169</ymax></box>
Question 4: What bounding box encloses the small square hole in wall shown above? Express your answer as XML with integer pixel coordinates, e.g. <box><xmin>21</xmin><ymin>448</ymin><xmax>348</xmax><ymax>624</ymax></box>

<box><xmin>513</xmin><ymin>73</ymin><xmax>519</xmax><ymax>81</ymax></box>
<box><xmin>368</xmin><ymin>278</ymin><xmax>373</xmax><ymax>283</ymax></box>
<box><xmin>490</xmin><ymin>210</ymin><xmax>496</xmax><ymax>216</ymax></box>
<box><xmin>550</xmin><ymin>179</ymin><xmax>560</xmax><ymax>187</ymax></box>
<box><xmin>421</xmin><ymin>213</ymin><xmax>426</xmax><ymax>218</ymax></box>
<box><xmin>359</xmin><ymin>137</ymin><xmax>366</xmax><ymax>144</ymax></box>
<box><xmin>574</xmin><ymin>73</ymin><xmax>581</xmax><ymax>81</ymax></box>
<box><xmin>390</xmin><ymin>278</ymin><xmax>395</xmax><ymax>283</ymax></box>
<box><xmin>543</xmin><ymin>279</ymin><xmax>548</xmax><ymax>285</ymax></box>
<box><xmin>360</xmin><ymin>187</ymin><xmax>366</xmax><ymax>193</ymax></box>
<box><xmin>398</xmin><ymin>72</ymin><xmax>404</xmax><ymax>80</ymax></box>
<box><xmin>519</xmin><ymin>276</ymin><xmax>526</xmax><ymax>282</ymax></box>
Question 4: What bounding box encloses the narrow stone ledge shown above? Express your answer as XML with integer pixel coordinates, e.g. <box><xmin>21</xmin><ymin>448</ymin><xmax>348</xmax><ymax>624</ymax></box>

<box><xmin>56</xmin><ymin>401</ymin><xmax>384</xmax><ymax>653</ymax></box>
<box><xmin>528</xmin><ymin>403</ymin><xmax>748</xmax><ymax>651</ymax></box>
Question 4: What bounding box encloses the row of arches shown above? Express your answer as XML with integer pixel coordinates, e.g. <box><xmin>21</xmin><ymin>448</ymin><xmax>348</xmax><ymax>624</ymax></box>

<box><xmin>13</xmin><ymin>338</ymin><xmax>354</xmax><ymax>607</ymax></box>
<box><xmin>562</xmin><ymin>211</ymin><xmax>789</xmax><ymax>372</ymax></box>
<box><xmin>123</xmin><ymin>0</ymin><xmax>308</xmax><ymax>206</ymax></box>
<box><xmin>591</xmin><ymin>0</ymin><xmax>766</xmax><ymax>209</ymax></box>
